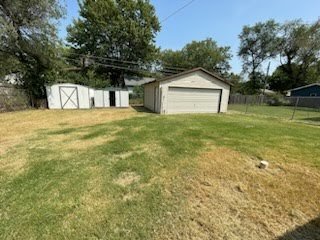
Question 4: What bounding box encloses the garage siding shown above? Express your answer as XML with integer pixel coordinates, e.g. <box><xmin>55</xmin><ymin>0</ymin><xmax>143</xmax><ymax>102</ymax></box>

<box><xmin>144</xmin><ymin>82</ymin><xmax>159</xmax><ymax>112</ymax></box>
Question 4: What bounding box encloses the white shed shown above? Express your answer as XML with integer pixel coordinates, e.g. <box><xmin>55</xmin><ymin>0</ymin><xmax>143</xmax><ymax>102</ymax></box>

<box><xmin>94</xmin><ymin>88</ymin><xmax>129</xmax><ymax>108</ymax></box>
<box><xmin>46</xmin><ymin>84</ymin><xmax>129</xmax><ymax>109</ymax></box>
<box><xmin>46</xmin><ymin>83</ymin><xmax>92</xmax><ymax>109</ymax></box>
<box><xmin>143</xmin><ymin>68</ymin><xmax>232</xmax><ymax>114</ymax></box>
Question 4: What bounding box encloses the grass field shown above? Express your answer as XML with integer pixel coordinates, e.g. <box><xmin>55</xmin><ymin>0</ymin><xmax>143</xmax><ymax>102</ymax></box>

<box><xmin>229</xmin><ymin>104</ymin><xmax>320</xmax><ymax>123</ymax></box>
<box><xmin>1</xmin><ymin>108</ymin><xmax>320</xmax><ymax>239</ymax></box>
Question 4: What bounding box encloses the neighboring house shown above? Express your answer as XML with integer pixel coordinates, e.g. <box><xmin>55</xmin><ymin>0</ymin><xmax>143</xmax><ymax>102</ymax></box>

<box><xmin>143</xmin><ymin>67</ymin><xmax>232</xmax><ymax>114</ymax></box>
<box><xmin>124</xmin><ymin>76</ymin><xmax>155</xmax><ymax>94</ymax></box>
<box><xmin>286</xmin><ymin>83</ymin><xmax>320</xmax><ymax>97</ymax></box>
<box><xmin>259</xmin><ymin>89</ymin><xmax>276</xmax><ymax>95</ymax></box>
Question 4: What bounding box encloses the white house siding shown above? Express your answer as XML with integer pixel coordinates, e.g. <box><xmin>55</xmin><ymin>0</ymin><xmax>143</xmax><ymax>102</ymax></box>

<box><xmin>159</xmin><ymin>71</ymin><xmax>230</xmax><ymax>114</ymax></box>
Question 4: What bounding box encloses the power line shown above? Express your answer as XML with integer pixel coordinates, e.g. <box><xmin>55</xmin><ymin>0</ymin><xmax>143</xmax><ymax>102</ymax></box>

<box><xmin>62</xmin><ymin>56</ymin><xmax>151</xmax><ymax>74</ymax></box>
<box><xmin>66</xmin><ymin>52</ymin><xmax>186</xmax><ymax>71</ymax></box>
<box><xmin>61</xmin><ymin>56</ymin><xmax>182</xmax><ymax>75</ymax></box>
<box><xmin>160</xmin><ymin>0</ymin><xmax>197</xmax><ymax>23</ymax></box>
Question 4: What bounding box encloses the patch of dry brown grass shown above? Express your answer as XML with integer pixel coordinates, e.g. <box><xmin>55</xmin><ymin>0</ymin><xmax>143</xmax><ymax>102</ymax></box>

<box><xmin>157</xmin><ymin>147</ymin><xmax>320</xmax><ymax>240</ymax></box>
<box><xmin>0</xmin><ymin>109</ymin><xmax>137</xmax><ymax>177</ymax></box>
<box><xmin>122</xmin><ymin>192</ymin><xmax>139</xmax><ymax>202</ymax></box>
<box><xmin>114</xmin><ymin>172</ymin><xmax>141</xmax><ymax>187</ymax></box>
<box><xmin>0</xmin><ymin>108</ymin><xmax>138</xmax><ymax>155</ymax></box>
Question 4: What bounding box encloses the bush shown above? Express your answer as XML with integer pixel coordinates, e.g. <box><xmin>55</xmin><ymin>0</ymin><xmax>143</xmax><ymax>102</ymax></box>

<box><xmin>129</xmin><ymin>98</ymin><xmax>143</xmax><ymax>105</ymax></box>
<box><xmin>0</xmin><ymin>88</ymin><xmax>30</xmax><ymax>112</ymax></box>
<box><xmin>266</xmin><ymin>94</ymin><xmax>289</xmax><ymax>106</ymax></box>
<box><xmin>131</xmin><ymin>86</ymin><xmax>144</xmax><ymax>99</ymax></box>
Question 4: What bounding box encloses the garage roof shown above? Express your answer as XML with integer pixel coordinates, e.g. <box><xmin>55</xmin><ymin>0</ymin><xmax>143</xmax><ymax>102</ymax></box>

<box><xmin>144</xmin><ymin>67</ymin><xmax>232</xmax><ymax>86</ymax></box>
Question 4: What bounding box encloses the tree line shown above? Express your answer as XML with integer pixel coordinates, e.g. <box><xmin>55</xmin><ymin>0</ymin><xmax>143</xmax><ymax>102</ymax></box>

<box><xmin>238</xmin><ymin>19</ymin><xmax>320</xmax><ymax>94</ymax></box>
<box><xmin>1</xmin><ymin>0</ymin><xmax>320</xmax><ymax>102</ymax></box>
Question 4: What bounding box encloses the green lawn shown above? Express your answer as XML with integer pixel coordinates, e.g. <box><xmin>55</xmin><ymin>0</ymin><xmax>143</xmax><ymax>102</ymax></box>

<box><xmin>229</xmin><ymin>104</ymin><xmax>320</xmax><ymax>123</ymax></box>
<box><xmin>0</xmin><ymin>109</ymin><xmax>320</xmax><ymax>239</ymax></box>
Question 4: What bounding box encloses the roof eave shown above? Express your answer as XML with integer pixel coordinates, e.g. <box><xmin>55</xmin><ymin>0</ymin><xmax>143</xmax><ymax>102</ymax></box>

<box><xmin>143</xmin><ymin>67</ymin><xmax>233</xmax><ymax>86</ymax></box>
<box><xmin>286</xmin><ymin>83</ymin><xmax>320</xmax><ymax>92</ymax></box>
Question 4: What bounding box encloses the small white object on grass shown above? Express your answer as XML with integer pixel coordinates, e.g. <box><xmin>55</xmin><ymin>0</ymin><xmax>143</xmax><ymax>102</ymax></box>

<box><xmin>259</xmin><ymin>160</ymin><xmax>269</xmax><ymax>169</ymax></box>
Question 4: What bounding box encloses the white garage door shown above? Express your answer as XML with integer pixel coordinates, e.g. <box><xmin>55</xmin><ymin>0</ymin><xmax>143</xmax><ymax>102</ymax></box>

<box><xmin>167</xmin><ymin>87</ymin><xmax>221</xmax><ymax>114</ymax></box>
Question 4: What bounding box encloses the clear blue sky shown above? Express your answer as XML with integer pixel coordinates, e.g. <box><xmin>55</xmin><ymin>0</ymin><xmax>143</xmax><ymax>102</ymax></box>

<box><xmin>58</xmin><ymin>0</ymin><xmax>320</xmax><ymax>74</ymax></box>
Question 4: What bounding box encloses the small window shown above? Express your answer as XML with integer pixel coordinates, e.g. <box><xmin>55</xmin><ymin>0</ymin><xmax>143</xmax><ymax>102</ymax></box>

<box><xmin>310</xmin><ymin>93</ymin><xmax>317</xmax><ymax>96</ymax></box>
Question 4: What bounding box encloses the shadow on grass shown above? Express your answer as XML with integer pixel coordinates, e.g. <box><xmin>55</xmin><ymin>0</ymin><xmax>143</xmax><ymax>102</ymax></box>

<box><xmin>48</xmin><ymin>128</ymin><xmax>78</xmax><ymax>135</ymax></box>
<box><xmin>131</xmin><ymin>105</ymin><xmax>155</xmax><ymax>113</ymax></box>
<box><xmin>277</xmin><ymin>216</ymin><xmax>320</xmax><ymax>240</ymax></box>
<box><xmin>301</xmin><ymin>117</ymin><xmax>320</xmax><ymax>122</ymax></box>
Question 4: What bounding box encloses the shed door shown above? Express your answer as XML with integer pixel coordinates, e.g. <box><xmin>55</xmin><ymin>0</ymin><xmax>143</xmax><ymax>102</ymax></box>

<box><xmin>94</xmin><ymin>90</ymin><xmax>110</xmax><ymax>108</ymax></box>
<box><xmin>59</xmin><ymin>86</ymin><xmax>79</xmax><ymax>109</ymax></box>
<box><xmin>104</xmin><ymin>91</ymin><xmax>110</xmax><ymax>107</ymax></box>
<box><xmin>115</xmin><ymin>91</ymin><xmax>120</xmax><ymax>107</ymax></box>
<box><xmin>94</xmin><ymin>90</ymin><xmax>104</xmax><ymax>108</ymax></box>
<box><xmin>119</xmin><ymin>91</ymin><xmax>129</xmax><ymax>107</ymax></box>
<box><xmin>167</xmin><ymin>87</ymin><xmax>221</xmax><ymax>114</ymax></box>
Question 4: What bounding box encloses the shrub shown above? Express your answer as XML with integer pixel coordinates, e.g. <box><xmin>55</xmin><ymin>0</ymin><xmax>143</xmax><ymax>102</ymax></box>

<box><xmin>266</xmin><ymin>94</ymin><xmax>289</xmax><ymax>106</ymax></box>
<box><xmin>0</xmin><ymin>87</ymin><xmax>30</xmax><ymax>112</ymax></box>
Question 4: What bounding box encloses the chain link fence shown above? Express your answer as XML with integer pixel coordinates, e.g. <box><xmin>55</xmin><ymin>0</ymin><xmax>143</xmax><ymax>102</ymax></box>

<box><xmin>229</xmin><ymin>94</ymin><xmax>320</xmax><ymax>124</ymax></box>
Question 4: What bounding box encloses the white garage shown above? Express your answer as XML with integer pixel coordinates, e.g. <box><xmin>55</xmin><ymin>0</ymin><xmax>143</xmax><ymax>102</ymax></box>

<box><xmin>143</xmin><ymin>68</ymin><xmax>232</xmax><ymax>114</ymax></box>
<box><xmin>46</xmin><ymin>84</ymin><xmax>129</xmax><ymax>109</ymax></box>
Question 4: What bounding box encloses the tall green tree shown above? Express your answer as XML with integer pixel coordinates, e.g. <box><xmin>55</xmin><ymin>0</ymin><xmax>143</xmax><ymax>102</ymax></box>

<box><xmin>238</xmin><ymin>20</ymin><xmax>280</xmax><ymax>92</ymax></box>
<box><xmin>0</xmin><ymin>0</ymin><xmax>64</xmax><ymax>99</ymax></box>
<box><xmin>226</xmin><ymin>73</ymin><xmax>245</xmax><ymax>94</ymax></box>
<box><xmin>161</xmin><ymin>38</ymin><xmax>232</xmax><ymax>76</ymax></box>
<box><xmin>269</xmin><ymin>62</ymin><xmax>320</xmax><ymax>92</ymax></box>
<box><xmin>275</xmin><ymin>20</ymin><xmax>320</xmax><ymax>89</ymax></box>
<box><xmin>67</xmin><ymin>0</ymin><xmax>160</xmax><ymax>86</ymax></box>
